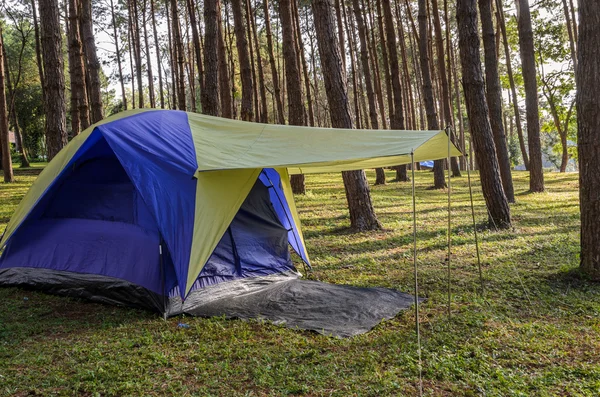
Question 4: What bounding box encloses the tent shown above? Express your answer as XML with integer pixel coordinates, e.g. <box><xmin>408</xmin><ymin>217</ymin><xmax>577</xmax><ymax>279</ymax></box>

<box><xmin>0</xmin><ymin>109</ymin><xmax>461</xmax><ymax>324</ymax></box>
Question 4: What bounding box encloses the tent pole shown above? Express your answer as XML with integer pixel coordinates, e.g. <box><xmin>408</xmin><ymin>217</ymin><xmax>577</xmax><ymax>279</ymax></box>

<box><xmin>465</xmin><ymin>154</ymin><xmax>484</xmax><ymax>295</ymax></box>
<box><xmin>446</xmin><ymin>126</ymin><xmax>452</xmax><ymax>318</ymax></box>
<box><xmin>410</xmin><ymin>151</ymin><xmax>423</xmax><ymax>397</ymax></box>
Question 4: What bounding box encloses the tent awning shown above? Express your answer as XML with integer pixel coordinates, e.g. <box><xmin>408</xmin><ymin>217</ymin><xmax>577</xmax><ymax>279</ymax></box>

<box><xmin>187</xmin><ymin>112</ymin><xmax>462</xmax><ymax>174</ymax></box>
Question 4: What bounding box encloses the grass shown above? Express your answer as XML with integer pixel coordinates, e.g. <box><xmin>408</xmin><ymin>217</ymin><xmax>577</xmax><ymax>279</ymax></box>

<box><xmin>0</xmin><ymin>166</ymin><xmax>598</xmax><ymax>396</ymax></box>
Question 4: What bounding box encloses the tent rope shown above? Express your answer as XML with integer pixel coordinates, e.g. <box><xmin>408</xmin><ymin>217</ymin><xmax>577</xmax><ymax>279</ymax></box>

<box><xmin>410</xmin><ymin>151</ymin><xmax>424</xmax><ymax>397</ymax></box>
<box><xmin>446</xmin><ymin>126</ymin><xmax>452</xmax><ymax>317</ymax></box>
<box><xmin>465</xmin><ymin>154</ymin><xmax>485</xmax><ymax>294</ymax></box>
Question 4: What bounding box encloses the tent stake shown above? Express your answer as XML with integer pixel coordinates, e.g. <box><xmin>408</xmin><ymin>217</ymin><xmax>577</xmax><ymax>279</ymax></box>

<box><xmin>465</xmin><ymin>154</ymin><xmax>484</xmax><ymax>295</ymax></box>
<box><xmin>410</xmin><ymin>151</ymin><xmax>423</xmax><ymax>397</ymax></box>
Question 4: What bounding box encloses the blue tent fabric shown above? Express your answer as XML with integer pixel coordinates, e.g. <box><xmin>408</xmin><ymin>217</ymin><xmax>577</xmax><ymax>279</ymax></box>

<box><xmin>97</xmin><ymin>111</ymin><xmax>198</xmax><ymax>297</ymax></box>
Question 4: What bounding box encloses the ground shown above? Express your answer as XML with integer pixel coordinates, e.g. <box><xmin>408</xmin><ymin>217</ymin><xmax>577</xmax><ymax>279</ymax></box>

<box><xmin>0</xmin><ymin>166</ymin><xmax>598</xmax><ymax>396</ymax></box>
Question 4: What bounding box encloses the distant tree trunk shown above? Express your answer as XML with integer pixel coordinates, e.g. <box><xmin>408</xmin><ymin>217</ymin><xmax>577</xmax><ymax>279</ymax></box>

<box><xmin>375</xmin><ymin>0</ymin><xmax>394</xmax><ymax>123</ymax></box>
<box><xmin>561</xmin><ymin>0</ymin><xmax>577</xmax><ymax>74</ymax></box>
<box><xmin>165</xmin><ymin>0</ymin><xmax>175</xmax><ymax>108</ymax></box>
<box><xmin>250</xmin><ymin>0</ymin><xmax>268</xmax><ymax>123</ymax></box>
<box><xmin>418</xmin><ymin>0</ymin><xmax>445</xmax><ymax>188</ymax></box>
<box><xmin>244</xmin><ymin>0</ymin><xmax>260</xmax><ymax>121</ymax></box>
<box><xmin>130</xmin><ymin>0</ymin><xmax>144</xmax><ymax>108</ymax></box>
<box><xmin>202</xmin><ymin>0</ymin><xmax>220</xmax><ymax>116</ymax></box>
<box><xmin>516</xmin><ymin>0</ymin><xmax>544</xmax><ymax>192</ymax></box>
<box><xmin>217</xmin><ymin>8</ymin><xmax>233</xmax><ymax>118</ymax></box>
<box><xmin>127</xmin><ymin>2</ymin><xmax>136</xmax><ymax>108</ymax></box>
<box><xmin>186</xmin><ymin>0</ymin><xmax>204</xmax><ymax>109</ymax></box>
<box><xmin>345</xmin><ymin>4</ymin><xmax>362</xmax><ymax>129</ymax></box>
<box><xmin>0</xmin><ymin>30</ymin><xmax>14</xmax><ymax>182</ymax></box>
<box><xmin>293</xmin><ymin>0</ymin><xmax>316</xmax><ymax>127</ymax></box>
<box><xmin>2</xmin><ymin>43</ymin><xmax>29</xmax><ymax>167</ymax></box>
<box><xmin>80</xmin><ymin>0</ymin><xmax>102</xmax><ymax>122</ymax></box>
<box><xmin>431</xmin><ymin>0</ymin><xmax>461</xmax><ymax>177</ymax></box>
<box><xmin>479</xmin><ymin>0</ymin><xmax>514</xmax><ymax>202</ymax></box>
<box><xmin>171</xmin><ymin>0</ymin><xmax>187</xmax><ymax>110</ymax></box>
<box><xmin>231</xmin><ymin>0</ymin><xmax>253</xmax><ymax>121</ymax></box>
<box><xmin>364</xmin><ymin>0</ymin><xmax>387</xmax><ymax>130</ymax></box>
<box><xmin>457</xmin><ymin>0</ymin><xmax>511</xmax><ymax>228</ymax></box>
<box><xmin>68</xmin><ymin>0</ymin><xmax>89</xmax><ymax>135</ymax></box>
<box><xmin>142</xmin><ymin>0</ymin><xmax>155</xmax><ymax>108</ymax></box>
<box><xmin>312</xmin><ymin>0</ymin><xmax>381</xmax><ymax>231</ymax></box>
<box><xmin>39</xmin><ymin>0</ymin><xmax>67</xmax><ymax>160</ymax></box>
<box><xmin>280</xmin><ymin>0</ymin><xmax>306</xmax><ymax>194</ymax></box>
<box><xmin>577</xmin><ymin>0</ymin><xmax>600</xmax><ymax>279</ymax></box>
<box><xmin>352</xmin><ymin>0</ymin><xmax>384</xmax><ymax>185</ymax></box>
<box><xmin>263</xmin><ymin>0</ymin><xmax>285</xmax><ymax>124</ymax></box>
<box><xmin>151</xmin><ymin>0</ymin><xmax>165</xmax><ymax>108</ymax></box>
<box><xmin>382</xmin><ymin>0</ymin><xmax>408</xmax><ymax>184</ymax></box>
<box><xmin>111</xmin><ymin>0</ymin><xmax>128</xmax><ymax>110</ymax></box>
<box><xmin>496</xmin><ymin>0</ymin><xmax>528</xmax><ymax>170</ymax></box>
<box><xmin>31</xmin><ymin>0</ymin><xmax>46</xmax><ymax>105</ymax></box>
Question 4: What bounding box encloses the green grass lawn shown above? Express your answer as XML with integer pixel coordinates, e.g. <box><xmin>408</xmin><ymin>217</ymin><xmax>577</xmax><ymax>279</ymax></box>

<box><xmin>0</xmin><ymin>167</ymin><xmax>598</xmax><ymax>396</ymax></box>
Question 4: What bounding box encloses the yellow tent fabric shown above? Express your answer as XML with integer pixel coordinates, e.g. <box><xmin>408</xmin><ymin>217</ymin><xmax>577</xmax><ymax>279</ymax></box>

<box><xmin>187</xmin><ymin>112</ymin><xmax>462</xmax><ymax>174</ymax></box>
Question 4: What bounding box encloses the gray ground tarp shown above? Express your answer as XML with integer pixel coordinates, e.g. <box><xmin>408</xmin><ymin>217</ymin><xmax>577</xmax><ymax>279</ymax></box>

<box><xmin>173</xmin><ymin>272</ymin><xmax>419</xmax><ymax>338</ymax></box>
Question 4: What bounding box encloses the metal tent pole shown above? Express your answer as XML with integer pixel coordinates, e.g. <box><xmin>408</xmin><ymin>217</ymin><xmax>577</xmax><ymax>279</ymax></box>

<box><xmin>411</xmin><ymin>151</ymin><xmax>423</xmax><ymax>397</ymax></box>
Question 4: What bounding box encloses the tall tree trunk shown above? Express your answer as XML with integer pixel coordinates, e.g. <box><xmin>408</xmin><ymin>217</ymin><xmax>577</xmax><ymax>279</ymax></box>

<box><xmin>418</xmin><ymin>0</ymin><xmax>445</xmax><ymax>188</ymax></box>
<box><xmin>31</xmin><ymin>0</ymin><xmax>46</xmax><ymax>106</ymax></box>
<box><xmin>129</xmin><ymin>0</ymin><xmax>144</xmax><ymax>108</ymax></box>
<box><xmin>334</xmin><ymin>0</ymin><xmax>346</xmax><ymax>74</ymax></box>
<box><xmin>231</xmin><ymin>0</ymin><xmax>253</xmax><ymax>121</ymax></box>
<box><xmin>151</xmin><ymin>0</ymin><xmax>165</xmax><ymax>108</ymax></box>
<box><xmin>39</xmin><ymin>0</ymin><xmax>67</xmax><ymax>160</ymax></box>
<box><xmin>344</xmin><ymin>3</ymin><xmax>362</xmax><ymax>129</ymax></box>
<box><xmin>186</xmin><ymin>0</ymin><xmax>204</xmax><ymax>109</ymax></box>
<box><xmin>577</xmin><ymin>0</ymin><xmax>600</xmax><ymax>279</ymax></box>
<box><xmin>352</xmin><ymin>0</ymin><xmax>384</xmax><ymax>184</ymax></box>
<box><xmin>250</xmin><ymin>0</ymin><xmax>268</xmax><ymax>123</ymax></box>
<box><xmin>127</xmin><ymin>2</ymin><xmax>136</xmax><ymax>108</ymax></box>
<box><xmin>171</xmin><ymin>0</ymin><xmax>187</xmax><ymax>110</ymax></box>
<box><xmin>2</xmin><ymin>43</ymin><xmax>29</xmax><ymax>167</ymax></box>
<box><xmin>375</xmin><ymin>0</ymin><xmax>394</xmax><ymax>123</ymax></box>
<box><xmin>202</xmin><ymin>0</ymin><xmax>221</xmax><ymax>116</ymax></box>
<box><xmin>165</xmin><ymin>0</ymin><xmax>175</xmax><ymax>108</ymax></box>
<box><xmin>496</xmin><ymin>0</ymin><xmax>528</xmax><ymax>170</ymax></box>
<box><xmin>312</xmin><ymin>0</ymin><xmax>381</xmax><ymax>231</ymax></box>
<box><xmin>80</xmin><ymin>0</ymin><xmax>102</xmax><ymax>122</ymax></box>
<box><xmin>457</xmin><ymin>0</ymin><xmax>511</xmax><ymax>228</ymax></box>
<box><xmin>561</xmin><ymin>0</ymin><xmax>577</xmax><ymax>74</ymax></box>
<box><xmin>218</xmin><ymin>7</ymin><xmax>233</xmax><ymax>118</ymax></box>
<box><xmin>67</xmin><ymin>0</ymin><xmax>88</xmax><ymax>135</ymax></box>
<box><xmin>0</xmin><ymin>30</ymin><xmax>13</xmax><ymax>182</ymax></box>
<box><xmin>294</xmin><ymin>0</ymin><xmax>316</xmax><ymax>127</ymax></box>
<box><xmin>244</xmin><ymin>0</ymin><xmax>260</xmax><ymax>121</ymax></box>
<box><xmin>111</xmin><ymin>0</ymin><xmax>128</xmax><ymax>110</ymax></box>
<box><xmin>431</xmin><ymin>0</ymin><xmax>461</xmax><ymax>177</ymax></box>
<box><xmin>364</xmin><ymin>0</ymin><xmax>387</xmax><ymax>129</ymax></box>
<box><xmin>516</xmin><ymin>0</ymin><xmax>544</xmax><ymax>192</ymax></box>
<box><xmin>263</xmin><ymin>0</ymin><xmax>285</xmax><ymax>124</ymax></box>
<box><xmin>280</xmin><ymin>0</ymin><xmax>306</xmax><ymax>194</ymax></box>
<box><xmin>142</xmin><ymin>0</ymin><xmax>155</xmax><ymax>108</ymax></box>
<box><xmin>479</xmin><ymin>0</ymin><xmax>514</xmax><ymax>202</ymax></box>
<box><xmin>382</xmin><ymin>0</ymin><xmax>409</xmax><ymax>183</ymax></box>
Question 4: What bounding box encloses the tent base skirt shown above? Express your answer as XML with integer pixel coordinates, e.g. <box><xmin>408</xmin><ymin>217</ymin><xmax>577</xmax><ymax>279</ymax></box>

<box><xmin>177</xmin><ymin>272</ymin><xmax>421</xmax><ymax>338</ymax></box>
<box><xmin>0</xmin><ymin>268</ymin><xmax>420</xmax><ymax>338</ymax></box>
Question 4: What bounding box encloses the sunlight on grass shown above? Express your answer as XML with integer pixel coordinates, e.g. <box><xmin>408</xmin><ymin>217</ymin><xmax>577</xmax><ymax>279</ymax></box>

<box><xmin>0</xmin><ymin>167</ymin><xmax>598</xmax><ymax>396</ymax></box>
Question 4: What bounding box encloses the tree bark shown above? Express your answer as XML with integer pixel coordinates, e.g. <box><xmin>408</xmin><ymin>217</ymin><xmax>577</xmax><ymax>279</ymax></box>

<box><xmin>31</xmin><ymin>0</ymin><xmax>46</xmax><ymax>106</ymax></box>
<box><xmin>280</xmin><ymin>0</ymin><xmax>306</xmax><ymax>194</ymax></box>
<box><xmin>80</xmin><ymin>0</ymin><xmax>102</xmax><ymax>122</ymax></box>
<box><xmin>294</xmin><ymin>0</ymin><xmax>316</xmax><ymax>127</ymax></box>
<box><xmin>171</xmin><ymin>0</ymin><xmax>187</xmax><ymax>110</ymax></box>
<box><xmin>479</xmin><ymin>0</ymin><xmax>514</xmax><ymax>202</ymax></box>
<box><xmin>67</xmin><ymin>0</ymin><xmax>89</xmax><ymax>135</ymax></box>
<box><xmin>217</xmin><ymin>6</ymin><xmax>233</xmax><ymax>118</ymax></box>
<box><xmin>577</xmin><ymin>0</ymin><xmax>600</xmax><ymax>279</ymax></box>
<box><xmin>418</xmin><ymin>0</ymin><xmax>445</xmax><ymax>188</ymax></box>
<box><xmin>142</xmin><ymin>0</ymin><xmax>155</xmax><ymax>108</ymax></box>
<box><xmin>457</xmin><ymin>0</ymin><xmax>511</xmax><ymax>228</ymax></box>
<box><xmin>231</xmin><ymin>0</ymin><xmax>253</xmax><ymax>121</ymax></box>
<box><xmin>250</xmin><ymin>0</ymin><xmax>268</xmax><ymax>123</ymax></box>
<box><xmin>0</xmin><ymin>30</ymin><xmax>14</xmax><ymax>181</ymax></box>
<box><xmin>516</xmin><ymin>0</ymin><xmax>544</xmax><ymax>192</ymax></box>
<box><xmin>111</xmin><ymin>0</ymin><xmax>128</xmax><ymax>110</ymax></box>
<box><xmin>496</xmin><ymin>0</ymin><xmax>528</xmax><ymax>170</ymax></box>
<box><xmin>186</xmin><ymin>0</ymin><xmax>204</xmax><ymax>110</ymax></box>
<box><xmin>130</xmin><ymin>0</ymin><xmax>144</xmax><ymax>108</ymax></box>
<box><xmin>39</xmin><ymin>0</ymin><xmax>67</xmax><ymax>161</ymax></box>
<box><xmin>202</xmin><ymin>0</ymin><xmax>220</xmax><ymax>116</ymax></box>
<box><xmin>312</xmin><ymin>0</ymin><xmax>380</xmax><ymax>231</ymax></box>
<box><xmin>263</xmin><ymin>0</ymin><xmax>285</xmax><ymax>124</ymax></box>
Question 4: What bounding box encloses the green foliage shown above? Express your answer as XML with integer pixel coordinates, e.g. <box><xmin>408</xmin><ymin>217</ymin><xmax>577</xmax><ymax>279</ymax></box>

<box><xmin>0</xmin><ymin>169</ymin><xmax>598</xmax><ymax>396</ymax></box>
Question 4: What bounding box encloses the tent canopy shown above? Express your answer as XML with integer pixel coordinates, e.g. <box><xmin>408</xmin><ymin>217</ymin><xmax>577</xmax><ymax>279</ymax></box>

<box><xmin>0</xmin><ymin>109</ymin><xmax>461</xmax><ymax>298</ymax></box>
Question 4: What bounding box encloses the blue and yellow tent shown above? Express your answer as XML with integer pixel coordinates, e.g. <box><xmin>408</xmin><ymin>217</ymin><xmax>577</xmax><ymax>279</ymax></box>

<box><xmin>0</xmin><ymin>110</ymin><xmax>461</xmax><ymax>314</ymax></box>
